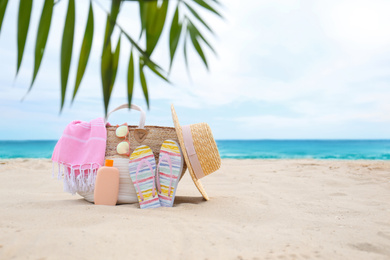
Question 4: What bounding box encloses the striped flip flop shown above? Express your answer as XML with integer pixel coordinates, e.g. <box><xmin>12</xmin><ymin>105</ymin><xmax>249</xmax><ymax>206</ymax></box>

<box><xmin>156</xmin><ymin>140</ymin><xmax>184</xmax><ymax>207</ymax></box>
<box><xmin>129</xmin><ymin>145</ymin><xmax>161</xmax><ymax>209</ymax></box>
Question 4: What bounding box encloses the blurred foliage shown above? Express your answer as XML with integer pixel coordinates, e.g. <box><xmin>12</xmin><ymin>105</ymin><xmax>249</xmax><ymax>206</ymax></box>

<box><xmin>0</xmin><ymin>0</ymin><xmax>222</xmax><ymax>115</ymax></box>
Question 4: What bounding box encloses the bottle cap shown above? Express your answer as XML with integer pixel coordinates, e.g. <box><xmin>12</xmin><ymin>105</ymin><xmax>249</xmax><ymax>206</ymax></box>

<box><xmin>105</xmin><ymin>159</ymin><xmax>114</xmax><ymax>167</ymax></box>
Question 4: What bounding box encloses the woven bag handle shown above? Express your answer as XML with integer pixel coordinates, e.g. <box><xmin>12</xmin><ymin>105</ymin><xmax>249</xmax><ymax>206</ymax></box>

<box><xmin>105</xmin><ymin>104</ymin><xmax>146</xmax><ymax>129</ymax></box>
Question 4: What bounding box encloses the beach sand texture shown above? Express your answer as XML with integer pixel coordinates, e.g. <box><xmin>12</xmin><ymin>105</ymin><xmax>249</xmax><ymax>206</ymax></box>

<box><xmin>0</xmin><ymin>159</ymin><xmax>389</xmax><ymax>260</ymax></box>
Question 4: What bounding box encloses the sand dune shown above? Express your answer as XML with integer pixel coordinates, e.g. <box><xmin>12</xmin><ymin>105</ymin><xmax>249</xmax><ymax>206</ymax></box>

<box><xmin>0</xmin><ymin>159</ymin><xmax>389</xmax><ymax>259</ymax></box>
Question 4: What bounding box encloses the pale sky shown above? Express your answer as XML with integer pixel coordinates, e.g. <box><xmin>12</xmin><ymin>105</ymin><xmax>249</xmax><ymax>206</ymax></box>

<box><xmin>1</xmin><ymin>0</ymin><xmax>390</xmax><ymax>140</ymax></box>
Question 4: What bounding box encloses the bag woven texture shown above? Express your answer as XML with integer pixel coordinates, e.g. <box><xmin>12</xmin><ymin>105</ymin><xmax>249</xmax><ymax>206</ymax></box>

<box><xmin>79</xmin><ymin>104</ymin><xmax>187</xmax><ymax>204</ymax></box>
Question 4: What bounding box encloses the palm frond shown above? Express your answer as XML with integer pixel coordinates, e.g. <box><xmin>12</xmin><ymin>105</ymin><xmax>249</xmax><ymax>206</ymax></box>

<box><xmin>29</xmin><ymin>0</ymin><xmax>54</xmax><ymax>92</ymax></box>
<box><xmin>16</xmin><ymin>0</ymin><xmax>33</xmax><ymax>75</ymax></box>
<box><xmin>60</xmin><ymin>0</ymin><xmax>75</xmax><ymax>111</ymax></box>
<box><xmin>0</xmin><ymin>0</ymin><xmax>8</xmax><ymax>35</ymax></box>
<box><xmin>3</xmin><ymin>0</ymin><xmax>223</xmax><ymax>116</ymax></box>
<box><xmin>73</xmin><ymin>1</ymin><xmax>94</xmax><ymax>103</ymax></box>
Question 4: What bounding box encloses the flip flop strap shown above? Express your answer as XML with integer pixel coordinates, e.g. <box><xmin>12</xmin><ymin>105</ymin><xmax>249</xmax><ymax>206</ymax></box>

<box><xmin>156</xmin><ymin>159</ymin><xmax>162</xmax><ymax>194</ymax></box>
<box><xmin>157</xmin><ymin>153</ymin><xmax>174</xmax><ymax>196</ymax></box>
<box><xmin>135</xmin><ymin>158</ymin><xmax>156</xmax><ymax>201</ymax></box>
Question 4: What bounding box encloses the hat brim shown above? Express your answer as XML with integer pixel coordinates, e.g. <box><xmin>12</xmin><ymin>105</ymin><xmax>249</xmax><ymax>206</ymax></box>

<box><xmin>171</xmin><ymin>104</ymin><xmax>210</xmax><ymax>201</ymax></box>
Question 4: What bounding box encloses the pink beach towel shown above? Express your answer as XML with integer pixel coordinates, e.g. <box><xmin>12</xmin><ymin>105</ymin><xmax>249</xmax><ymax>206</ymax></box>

<box><xmin>52</xmin><ymin>118</ymin><xmax>107</xmax><ymax>194</ymax></box>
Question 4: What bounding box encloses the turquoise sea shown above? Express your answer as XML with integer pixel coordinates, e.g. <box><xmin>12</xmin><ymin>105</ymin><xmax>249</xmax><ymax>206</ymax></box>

<box><xmin>0</xmin><ymin>140</ymin><xmax>389</xmax><ymax>160</ymax></box>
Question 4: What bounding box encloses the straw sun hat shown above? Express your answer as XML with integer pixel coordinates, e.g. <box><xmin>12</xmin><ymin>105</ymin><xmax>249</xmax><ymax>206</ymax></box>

<box><xmin>171</xmin><ymin>104</ymin><xmax>221</xmax><ymax>200</ymax></box>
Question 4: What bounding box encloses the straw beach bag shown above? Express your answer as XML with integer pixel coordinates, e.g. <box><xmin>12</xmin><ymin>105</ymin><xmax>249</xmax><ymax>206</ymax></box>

<box><xmin>78</xmin><ymin>104</ymin><xmax>187</xmax><ymax>204</ymax></box>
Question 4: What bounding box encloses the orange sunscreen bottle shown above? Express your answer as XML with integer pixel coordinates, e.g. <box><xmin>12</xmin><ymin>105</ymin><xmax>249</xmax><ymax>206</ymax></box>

<box><xmin>94</xmin><ymin>159</ymin><xmax>119</xmax><ymax>206</ymax></box>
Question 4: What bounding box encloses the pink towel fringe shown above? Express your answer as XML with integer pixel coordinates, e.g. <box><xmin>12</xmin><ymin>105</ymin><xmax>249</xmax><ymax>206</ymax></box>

<box><xmin>51</xmin><ymin>117</ymin><xmax>107</xmax><ymax>195</ymax></box>
<box><xmin>52</xmin><ymin>162</ymin><xmax>101</xmax><ymax>195</ymax></box>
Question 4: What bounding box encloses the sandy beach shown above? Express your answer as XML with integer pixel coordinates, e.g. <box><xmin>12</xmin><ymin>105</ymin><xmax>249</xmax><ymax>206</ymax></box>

<box><xmin>0</xmin><ymin>159</ymin><xmax>389</xmax><ymax>260</ymax></box>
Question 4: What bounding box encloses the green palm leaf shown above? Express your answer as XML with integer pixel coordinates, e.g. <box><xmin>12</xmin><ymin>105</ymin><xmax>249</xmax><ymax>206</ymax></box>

<box><xmin>0</xmin><ymin>0</ymin><xmax>8</xmax><ymax>34</ymax></box>
<box><xmin>169</xmin><ymin>5</ymin><xmax>182</xmax><ymax>71</ymax></box>
<box><xmin>191</xmin><ymin>0</ymin><xmax>222</xmax><ymax>18</ymax></box>
<box><xmin>188</xmin><ymin>24</ymin><xmax>208</xmax><ymax>69</ymax></box>
<box><xmin>145</xmin><ymin>60</ymin><xmax>169</xmax><ymax>82</ymax></box>
<box><xmin>138</xmin><ymin>0</ymin><xmax>145</xmax><ymax>38</ymax></box>
<box><xmin>139</xmin><ymin>62</ymin><xmax>149</xmax><ymax>109</ymax></box>
<box><xmin>4</xmin><ymin>0</ymin><xmax>222</xmax><ymax>114</ymax></box>
<box><xmin>210</xmin><ymin>0</ymin><xmax>221</xmax><ymax>4</ymax></box>
<box><xmin>72</xmin><ymin>1</ymin><xmax>94</xmax><ymax>102</ymax></box>
<box><xmin>29</xmin><ymin>0</ymin><xmax>54</xmax><ymax>90</ymax></box>
<box><xmin>120</xmin><ymin>28</ymin><xmax>168</xmax><ymax>81</ymax></box>
<box><xmin>127</xmin><ymin>49</ymin><xmax>134</xmax><ymax>107</ymax></box>
<box><xmin>183</xmin><ymin>2</ymin><xmax>213</xmax><ymax>34</ymax></box>
<box><xmin>143</xmin><ymin>1</ymin><xmax>156</xmax><ymax>52</ymax></box>
<box><xmin>188</xmin><ymin>21</ymin><xmax>216</xmax><ymax>54</ymax></box>
<box><xmin>101</xmin><ymin>14</ymin><xmax>121</xmax><ymax>116</ymax></box>
<box><xmin>110</xmin><ymin>36</ymin><xmax>121</xmax><ymax>96</ymax></box>
<box><xmin>183</xmin><ymin>30</ymin><xmax>189</xmax><ymax>71</ymax></box>
<box><xmin>101</xmin><ymin>40</ymin><xmax>113</xmax><ymax>116</ymax></box>
<box><xmin>104</xmin><ymin>0</ymin><xmax>121</xmax><ymax>49</ymax></box>
<box><xmin>60</xmin><ymin>0</ymin><xmax>75</xmax><ymax>111</ymax></box>
<box><xmin>16</xmin><ymin>0</ymin><xmax>32</xmax><ymax>75</ymax></box>
<box><xmin>145</xmin><ymin>0</ymin><xmax>168</xmax><ymax>55</ymax></box>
